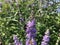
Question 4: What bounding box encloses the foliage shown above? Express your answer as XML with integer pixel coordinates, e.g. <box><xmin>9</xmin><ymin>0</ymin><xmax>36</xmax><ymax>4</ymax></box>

<box><xmin>0</xmin><ymin>0</ymin><xmax>60</xmax><ymax>45</ymax></box>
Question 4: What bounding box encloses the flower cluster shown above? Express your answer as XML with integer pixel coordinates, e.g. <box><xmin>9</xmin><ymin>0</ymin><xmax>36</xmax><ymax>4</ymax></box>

<box><xmin>41</xmin><ymin>29</ymin><xmax>50</xmax><ymax>45</ymax></box>
<box><xmin>13</xmin><ymin>35</ymin><xmax>22</xmax><ymax>45</ymax></box>
<box><xmin>25</xmin><ymin>18</ymin><xmax>37</xmax><ymax>45</ymax></box>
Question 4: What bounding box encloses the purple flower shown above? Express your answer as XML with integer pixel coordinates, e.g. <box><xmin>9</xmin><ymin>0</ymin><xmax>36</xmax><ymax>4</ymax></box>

<box><xmin>27</xmin><ymin>19</ymin><xmax>35</xmax><ymax>27</ymax></box>
<box><xmin>25</xmin><ymin>18</ymin><xmax>37</xmax><ymax>45</ymax></box>
<box><xmin>26</xmin><ymin>38</ymin><xmax>37</xmax><ymax>45</ymax></box>
<box><xmin>26</xmin><ymin>32</ymin><xmax>31</xmax><ymax>39</ymax></box>
<box><xmin>13</xmin><ymin>35</ymin><xmax>22</xmax><ymax>45</ymax></box>
<box><xmin>31</xmin><ymin>38</ymin><xmax>37</xmax><ymax>45</ymax></box>
<box><xmin>42</xmin><ymin>35</ymin><xmax>50</xmax><ymax>42</ymax></box>
<box><xmin>41</xmin><ymin>29</ymin><xmax>50</xmax><ymax>45</ymax></box>
<box><xmin>13</xmin><ymin>35</ymin><xmax>18</xmax><ymax>40</ymax></box>
<box><xmin>20</xmin><ymin>18</ymin><xmax>24</xmax><ymax>22</ymax></box>
<box><xmin>19</xmin><ymin>13</ymin><xmax>24</xmax><ymax>22</ymax></box>
<box><xmin>41</xmin><ymin>42</ymin><xmax>48</xmax><ymax>45</ymax></box>
<box><xmin>26</xmin><ymin>39</ymin><xmax>30</xmax><ymax>45</ymax></box>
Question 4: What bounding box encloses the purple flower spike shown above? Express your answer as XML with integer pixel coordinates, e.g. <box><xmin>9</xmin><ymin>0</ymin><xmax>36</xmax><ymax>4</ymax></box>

<box><xmin>13</xmin><ymin>35</ymin><xmax>22</xmax><ymax>45</ymax></box>
<box><xmin>25</xmin><ymin>18</ymin><xmax>37</xmax><ymax>45</ymax></box>
<box><xmin>41</xmin><ymin>29</ymin><xmax>50</xmax><ymax>45</ymax></box>
<box><xmin>27</xmin><ymin>19</ymin><xmax>35</xmax><ymax>27</ymax></box>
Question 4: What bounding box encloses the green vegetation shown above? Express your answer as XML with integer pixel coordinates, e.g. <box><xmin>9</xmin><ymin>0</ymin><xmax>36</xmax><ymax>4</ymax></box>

<box><xmin>0</xmin><ymin>0</ymin><xmax>60</xmax><ymax>45</ymax></box>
